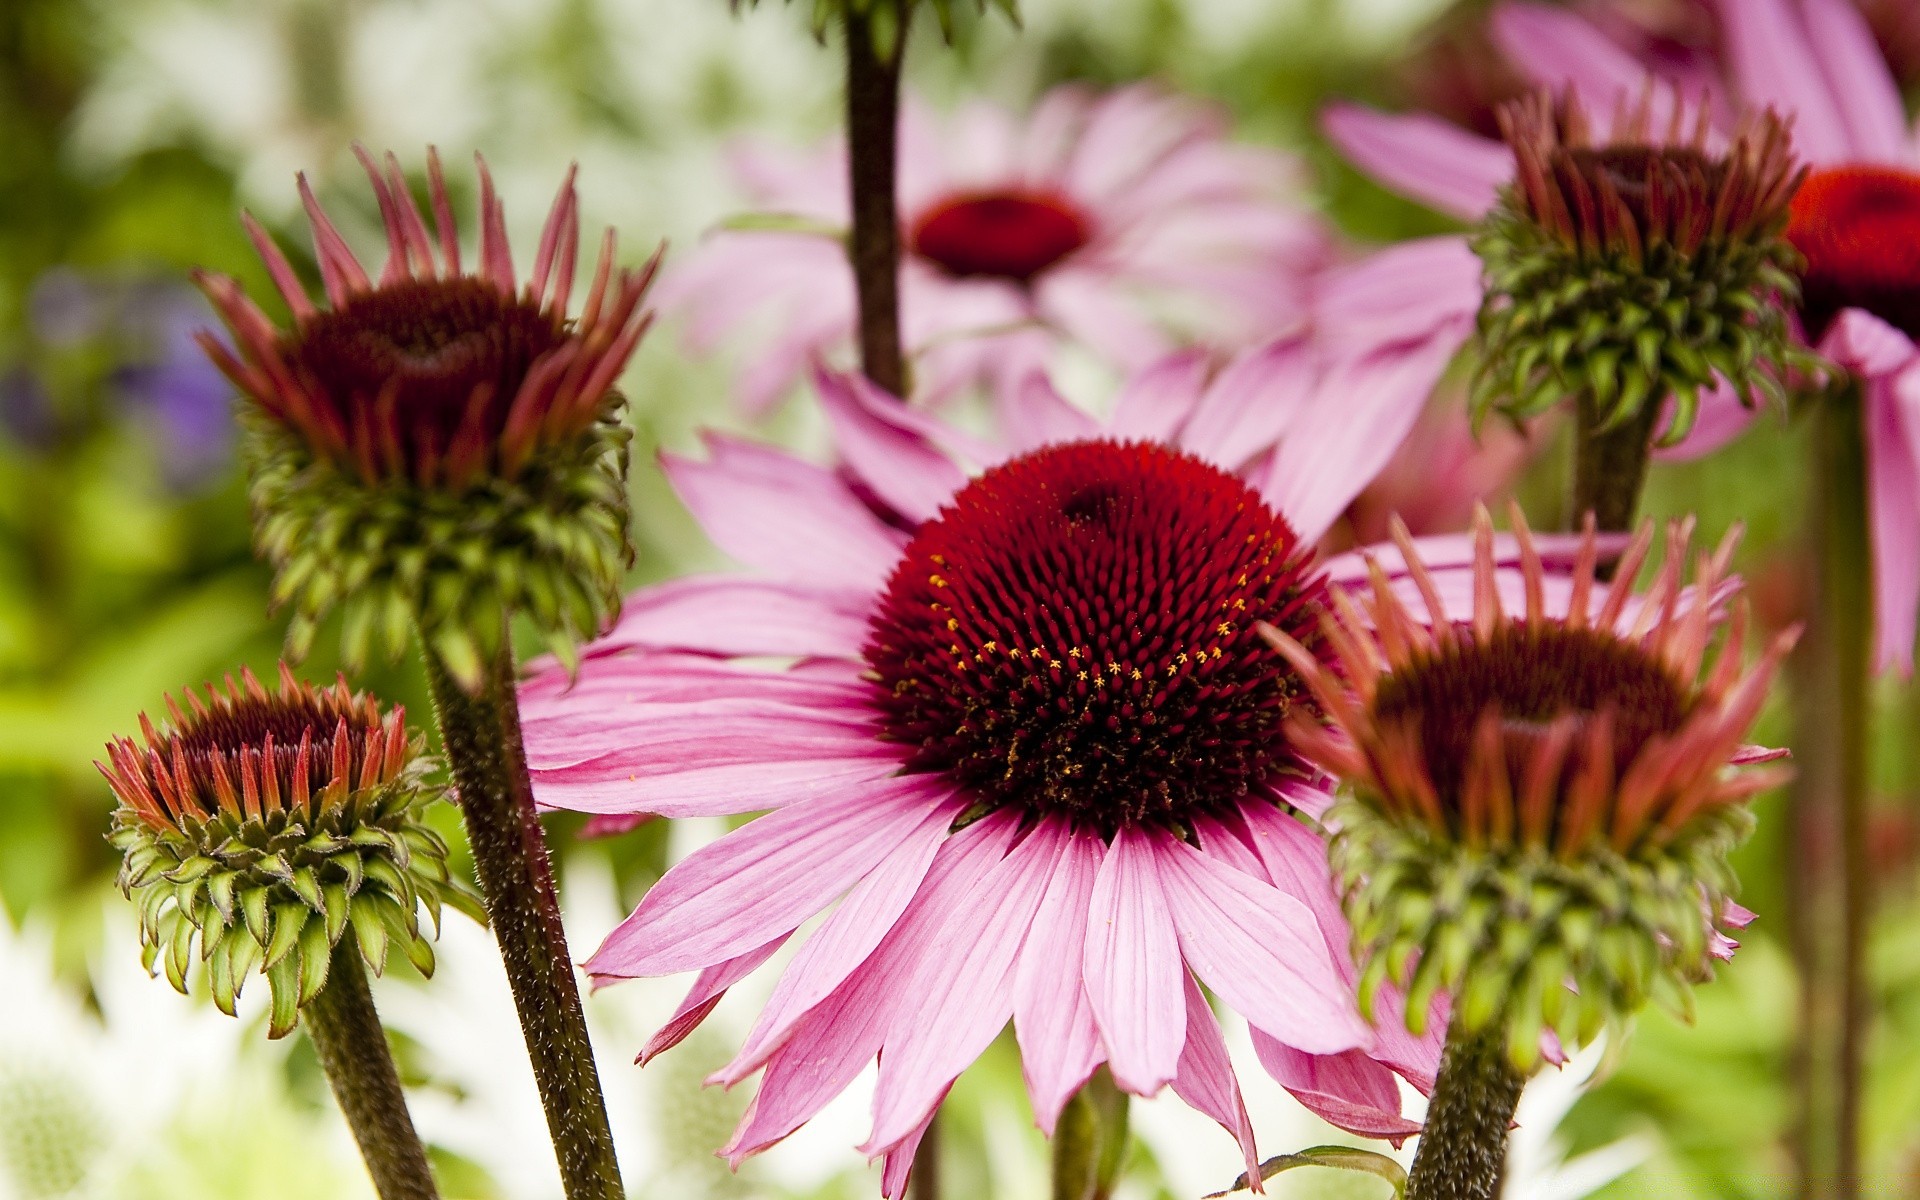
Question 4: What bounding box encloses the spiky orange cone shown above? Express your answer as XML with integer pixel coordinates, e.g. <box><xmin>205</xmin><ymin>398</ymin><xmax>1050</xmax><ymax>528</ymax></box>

<box><xmin>1263</xmin><ymin>505</ymin><xmax>1795</xmax><ymax>1200</ymax></box>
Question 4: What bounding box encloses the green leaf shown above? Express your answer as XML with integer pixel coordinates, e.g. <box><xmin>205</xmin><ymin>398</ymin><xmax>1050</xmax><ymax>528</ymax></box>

<box><xmin>1206</xmin><ymin>1146</ymin><xmax>1408</xmax><ymax>1198</ymax></box>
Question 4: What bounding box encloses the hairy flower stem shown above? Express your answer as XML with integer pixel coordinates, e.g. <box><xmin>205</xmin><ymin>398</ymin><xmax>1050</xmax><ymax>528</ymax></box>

<box><xmin>1051</xmin><ymin>1070</ymin><xmax>1130</xmax><ymax>1200</ymax></box>
<box><xmin>844</xmin><ymin>5</ymin><xmax>909</xmax><ymax>396</ymax></box>
<box><xmin>1570</xmin><ymin>390</ymin><xmax>1663</xmax><ymax>553</ymax></box>
<box><xmin>303</xmin><ymin>932</ymin><xmax>441</xmax><ymax>1200</ymax></box>
<box><xmin>1787</xmin><ymin>384</ymin><xmax>1870</xmax><ymax>1200</ymax></box>
<box><xmin>423</xmin><ymin>641</ymin><xmax>625</xmax><ymax>1200</ymax></box>
<box><xmin>1404</xmin><ymin>1020</ymin><xmax>1525</xmax><ymax>1200</ymax></box>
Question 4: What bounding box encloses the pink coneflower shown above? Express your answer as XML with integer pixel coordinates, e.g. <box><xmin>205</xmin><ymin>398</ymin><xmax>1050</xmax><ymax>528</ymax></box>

<box><xmin>1477</xmin><ymin>0</ymin><xmax>1920</xmax><ymax>671</ymax></box>
<box><xmin>1321</xmin><ymin>2</ymin><xmax>1769</xmax><ymax>464</ymax></box>
<box><xmin>518</xmin><ymin>363</ymin><xmax>1624</xmax><ymax>1191</ymax></box>
<box><xmin>661</xmin><ymin>84</ymin><xmax>1331</xmax><ymax>413</ymax></box>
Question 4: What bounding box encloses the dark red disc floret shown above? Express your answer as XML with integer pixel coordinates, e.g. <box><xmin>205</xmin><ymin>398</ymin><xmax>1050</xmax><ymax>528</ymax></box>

<box><xmin>288</xmin><ymin>276</ymin><xmax>569</xmax><ymax>476</ymax></box>
<box><xmin>864</xmin><ymin>439</ymin><xmax>1324</xmax><ymax>832</ymax></box>
<box><xmin>1787</xmin><ymin>164</ymin><xmax>1920</xmax><ymax>342</ymax></box>
<box><xmin>909</xmin><ymin>189</ymin><xmax>1093</xmax><ymax>283</ymax></box>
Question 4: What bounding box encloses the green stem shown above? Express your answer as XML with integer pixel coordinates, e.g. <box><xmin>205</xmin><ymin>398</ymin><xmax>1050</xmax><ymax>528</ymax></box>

<box><xmin>1051</xmin><ymin>1069</ymin><xmax>1130</xmax><ymax>1200</ymax></box>
<box><xmin>303</xmin><ymin>932</ymin><xmax>441</xmax><ymax>1200</ymax></box>
<box><xmin>422</xmin><ymin>641</ymin><xmax>625</xmax><ymax>1200</ymax></box>
<box><xmin>1404</xmin><ymin>1020</ymin><xmax>1525</xmax><ymax>1200</ymax></box>
<box><xmin>1786</xmin><ymin>383</ymin><xmax>1870</xmax><ymax>1199</ymax></box>
<box><xmin>1570</xmin><ymin>390</ymin><xmax>1663</xmax><ymax>545</ymax></box>
<box><xmin>910</xmin><ymin>1105</ymin><xmax>942</xmax><ymax>1200</ymax></box>
<box><xmin>844</xmin><ymin>3</ymin><xmax>909</xmax><ymax>397</ymax></box>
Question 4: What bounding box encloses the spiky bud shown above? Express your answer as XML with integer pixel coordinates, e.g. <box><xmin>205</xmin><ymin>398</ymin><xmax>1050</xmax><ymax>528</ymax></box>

<box><xmin>100</xmin><ymin>665</ymin><xmax>482</xmax><ymax>1038</ymax></box>
<box><xmin>195</xmin><ymin>148</ymin><xmax>659</xmax><ymax>688</ymax></box>
<box><xmin>1266</xmin><ymin>506</ymin><xmax>1795</xmax><ymax>1070</ymax></box>
<box><xmin>1470</xmin><ymin>92</ymin><xmax>1808</xmax><ymax>443</ymax></box>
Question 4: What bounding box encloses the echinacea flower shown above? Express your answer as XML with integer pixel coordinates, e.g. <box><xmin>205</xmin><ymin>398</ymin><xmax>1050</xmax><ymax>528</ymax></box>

<box><xmin>662</xmin><ymin>84</ymin><xmax>1330</xmax><ymax>412</ymax></box>
<box><xmin>517</xmin><ymin>362</ymin><xmax>1619</xmax><ymax>1191</ymax></box>
<box><xmin>1396</xmin><ymin>0</ymin><xmax>1920</xmax><ymax>670</ymax></box>
<box><xmin>99</xmin><ymin>664</ymin><xmax>475</xmax><ymax>1038</ymax></box>
<box><xmin>1472</xmin><ymin>90</ymin><xmax>1802</xmax><ymax>440</ymax></box>
<box><xmin>194</xmin><ymin>148</ymin><xmax>658</xmax><ymax>682</ymax></box>
<box><xmin>1321</xmin><ymin>2</ymin><xmax>1777</xmax><ymax>468</ymax></box>
<box><xmin>1267</xmin><ymin>507</ymin><xmax>1794</xmax><ymax>1067</ymax></box>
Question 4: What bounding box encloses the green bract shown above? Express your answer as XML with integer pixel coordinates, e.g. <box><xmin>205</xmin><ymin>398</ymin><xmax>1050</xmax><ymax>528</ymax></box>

<box><xmin>1469</xmin><ymin>93</ymin><xmax>1809</xmax><ymax>444</ymax></box>
<box><xmin>247</xmin><ymin>412</ymin><xmax>632</xmax><ymax>689</ymax></box>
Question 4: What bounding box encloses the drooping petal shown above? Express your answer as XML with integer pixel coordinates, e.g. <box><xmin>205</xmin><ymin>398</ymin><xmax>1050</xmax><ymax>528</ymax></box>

<box><xmin>1083</xmin><ymin>827</ymin><xmax>1186</xmax><ymax>1095</ymax></box>
<box><xmin>1252</xmin><ymin>1035</ymin><xmax>1422</xmax><ymax>1143</ymax></box>
<box><xmin>634</xmin><ymin>936</ymin><xmax>786</xmax><ymax>1065</ymax></box>
<box><xmin>1153</xmin><ymin>836</ymin><xmax>1370</xmax><ymax>1056</ymax></box>
<box><xmin>1014</xmin><ymin>824</ymin><xmax>1107</xmax><ymax>1134</ymax></box>
<box><xmin>816</xmin><ymin>369</ymin><xmax>969</xmax><ymax>524</ymax></box>
<box><xmin>1170</xmin><ymin>974</ymin><xmax>1260</xmax><ymax>1179</ymax></box>
<box><xmin>585</xmin><ymin>775</ymin><xmax>958</xmax><ymax>978</ymax></box>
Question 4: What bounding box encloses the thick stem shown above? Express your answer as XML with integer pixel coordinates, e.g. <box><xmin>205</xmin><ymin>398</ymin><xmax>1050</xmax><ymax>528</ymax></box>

<box><xmin>910</xmin><ymin>1108</ymin><xmax>942</xmax><ymax>1200</ymax></box>
<box><xmin>1570</xmin><ymin>391</ymin><xmax>1664</xmax><ymax>545</ymax></box>
<box><xmin>1786</xmin><ymin>384</ymin><xmax>1870</xmax><ymax>1200</ymax></box>
<box><xmin>303</xmin><ymin>933</ymin><xmax>441</xmax><ymax>1200</ymax></box>
<box><xmin>1051</xmin><ymin>1069</ymin><xmax>1130</xmax><ymax>1200</ymax></box>
<box><xmin>844</xmin><ymin>5</ymin><xmax>909</xmax><ymax>396</ymax></box>
<box><xmin>423</xmin><ymin>641</ymin><xmax>625</xmax><ymax>1200</ymax></box>
<box><xmin>1404</xmin><ymin>1020</ymin><xmax>1525</xmax><ymax>1200</ymax></box>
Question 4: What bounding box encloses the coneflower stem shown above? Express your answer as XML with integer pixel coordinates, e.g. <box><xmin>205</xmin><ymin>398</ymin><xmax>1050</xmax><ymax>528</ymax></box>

<box><xmin>1570</xmin><ymin>389</ymin><xmax>1663</xmax><ymax>546</ymax></box>
<box><xmin>303</xmin><ymin>932</ymin><xmax>441</xmax><ymax>1200</ymax></box>
<box><xmin>1787</xmin><ymin>382</ymin><xmax>1870</xmax><ymax>1200</ymax></box>
<box><xmin>423</xmin><ymin>642</ymin><xmax>626</xmax><ymax>1200</ymax></box>
<box><xmin>1052</xmin><ymin>1069</ymin><xmax>1130</xmax><ymax>1200</ymax></box>
<box><xmin>1404</xmin><ymin>1019</ymin><xmax>1525</xmax><ymax>1200</ymax></box>
<box><xmin>844</xmin><ymin>3</ymin><xmax>909</xmax><ymax>397</ymax></box>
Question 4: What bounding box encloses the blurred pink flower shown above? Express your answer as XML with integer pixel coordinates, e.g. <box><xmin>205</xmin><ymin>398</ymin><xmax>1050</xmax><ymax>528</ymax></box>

<box><xmin>660</xmin><ymin>84</ymin><xmax>1332</xmax><ymax>413</ymax></box>
<box><xmin>1468</xmin><ymin>0</ymin><xmax>1920</xmax><ymax>673</ymax></box>
<box><xmin>517</xmin><ymin>359</ymin><xmax>1636</xmax><ymax>1191</ymax></box>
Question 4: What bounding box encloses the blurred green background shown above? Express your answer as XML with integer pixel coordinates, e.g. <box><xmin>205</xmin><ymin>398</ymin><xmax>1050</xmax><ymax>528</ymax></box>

<box><xmin>3</xmin><ymin>0</ymin><xmax>1919</xmax><ymax>1196</ymax></box>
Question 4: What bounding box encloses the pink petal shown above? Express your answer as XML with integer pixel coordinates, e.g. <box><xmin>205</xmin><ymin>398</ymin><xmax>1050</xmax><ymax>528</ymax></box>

<box><xmin>663</xmin><ymin>434</ymin><xmax>905</xmax><ymax>590</ymax></box>
<box><xmin>1153</xmin><ymin>836</ymin><xmax>1370</xmax><ymax>1056</ymax></box>
<box><xmin>1083</xmin><ymin>828</ymin><xmax>1187</xmax><ymax>1095</ymax></box>
<box><xmin>523</xmin><ymin>700</ymin><xmax>874</xmax><ymax>772</ymax></box>
<box><xmin>532</xmin><ymin>751</ymin><xmax>900</xmax><ymax>819</ymax></box>
<box><xmin>720</xmin><ymin>810</ymin><xmax>959</xmax><ymax>1084</ymax></box>
<box><xmin>880</xmin><ymin>1106</ymin><xmax>940</xmax><ymax>1199</ymax></box>
<box><xmin>1217</xmin><ymin>805</ymin><xmax>1348</xmax><ymax>955</ymax></box>
<box><xmin>1714</xmin><ymin>0</ymin><xmax>1852</xmax><ymax>163</ymax></box>
<box><xmin>816</xmin><ymin>368</ymin><xmax>968</xmax><ymax>524</ymax></box>
<box><xmin>1014</xmin><ymin>825</ymin><xmax>1107</xmax><ymax>1134</ymax></box>
<box><xmin>1253</xmin><ymin>1036</ymin><xmax>1421</xmax><ymax>1144</ymax></box>
<box><xmin>1491</xmin><ymin>3</ymin><xmax>1672</xmax><ymax>118</ymax></box>
<box><xmin>721</xmin><ymin>813</ymin><xmax>1022</xmax><ymax>1163</ymax></box>
<box><xmin>1170</xmin><ymin>974</ymin><xmax>1260</xmax><ymax>1180</ymax></box>
<box><xmin>1003</xmin><ymin>371</ymin><xmax>1101</xmax><ymax>454</ymax></box>
<box><xmin>1865</xmin><ymin>368</ymin><xmax>1920</xmax><ymax>673</ymax></box>
<box><xmin>633</xmin><ymin>936</ymin><xmax>786</xmax><ymax>1063</ymax></box>
<box><xmin>1109</xmin><ymin>349</ymin><xmax>1212</xmax><ymax>443</ymax></box>
<box><xmin>1822</xmin><ymin>308</ymin><xmax>1920</xmax><ymax>379</ymax></box>
<box><xmin>594</xmin><ymin>575</ymin><xmax>872</xmax><ymax>660</ymax></box>
<box><xmin>584</xmin><ymin>775</ymin><xmax>958</xmax><ymax>978</ymax></box>
<box><xmin>1034</xmin><ymin>266</ymin><xmax>1172</xmax><ymax>372</ymax></box>
<box><xmin>1803</xmin><ymin>0</ymin><xmax>1910</xmax><ymax>163</ymax></box>
<box><xmin>1321</xmin><ymin>104</ymin><xmax>1510</xmax><ymax>221</ymax></box>
<box><xmin>863</xmin><ymin>821</ymin><xmax>1069</xmax><ymax>1153</ymax></box>
<box><xmin>1177</xmin><ymin>336</ymin><xmax>1315</xmax><ymax>470</ymax></box>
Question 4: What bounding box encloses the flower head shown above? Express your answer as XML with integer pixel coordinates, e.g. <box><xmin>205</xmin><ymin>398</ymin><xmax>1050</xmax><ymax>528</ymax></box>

<box><xmin>1268</xmin><ymin>506</ymin><xmax>1794</xmax><ymax>1069</ymax></box>
<box><xmin>195</xmin><ymin>148</ymin><xmax>659</xmax><ymax>683</ymax></box>
<box><xmin>662</xmin><ymin>84</ymin><xmax>1330</xmax><ymax>413</ymax></box>
<box><xmin>1471</xmin><ymin>90</ymin><xmax>1806</xmax><ymax>440</ymax></box>
<box><xmin>100</xmin><ymin>665</ymin><xmax>478</xmax><ymax>1038</ymax></box>
<box><xmin>517</xmin><ymin>360</ymin><xmax>1625</xmax><ymax>1186</ymax></box>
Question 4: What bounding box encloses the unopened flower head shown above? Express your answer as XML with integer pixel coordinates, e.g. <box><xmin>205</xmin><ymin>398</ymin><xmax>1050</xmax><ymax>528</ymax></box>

<box><xmin>195</xmin><ymin>148</ymin><xmax>659</xmax><ymax>685</ymax></box>
<box><xmin>1267</xmin><ymin>506</ymin><xmax>1795</xmax><ymax>1069</ymax></box>
<box><xmin>1471</xmin><ymin>91</ymin><xmax>1806</xmax><ymax>441</ymax></box>
<box><xmin>100</xmin><ymin>665</ymin><xmax>479</xmax><ymax>1038</ymax></box>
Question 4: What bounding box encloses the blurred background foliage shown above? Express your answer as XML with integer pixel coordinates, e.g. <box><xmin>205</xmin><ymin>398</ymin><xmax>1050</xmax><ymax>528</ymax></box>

<box><xmin>3</xmin><ymin>0</ymin><xmax>1920</xmax><ymax>1195</ymax></box>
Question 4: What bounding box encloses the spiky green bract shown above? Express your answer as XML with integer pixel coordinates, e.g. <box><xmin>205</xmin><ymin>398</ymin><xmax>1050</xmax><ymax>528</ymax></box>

<box><xmin>1469</xmin><ymin>92</ymin><xmax>1808</xmax><ymax>445</ymax></box>
<box><xmin>248</xmin><ymin>411</ymin><xmax>632</xmax><ymax>690</ymax></box>
<box><xmin>734</xmin><ymin>0</ymin><xmax>1018</xmax><ymax>46</ymax></box>
<box><xmin>101</xmin><ymin>667</ymin><xmax>483</xmax><ymax>1039</ymax></box>
<box><xmin>1330</xmin><ymin>794</ymin><xmax>1749</xmax><ymax>1071</ymax></box>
